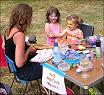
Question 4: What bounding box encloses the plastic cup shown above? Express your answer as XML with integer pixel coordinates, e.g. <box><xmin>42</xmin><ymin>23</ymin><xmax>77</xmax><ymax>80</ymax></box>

<box><xmin>100</xmin><ymin>37</ymin><xmax>104</xmax><ymax>52</ymax></box>
<box><xmin>76</xmin><ymin>68</ymin><xmax>82</xmax><ymax>74</ymax></box>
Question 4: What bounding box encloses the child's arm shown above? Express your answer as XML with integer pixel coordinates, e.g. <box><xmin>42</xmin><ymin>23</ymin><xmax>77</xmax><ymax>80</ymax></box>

<box><xmin>76</xmin><ymin>29</ymin><xmax>84</xmax><ymax>40</ymax></box>
<box><xmin>59</xmin><ymin>24</ymin><xmax>63</xmax><ymax>33</ymax></box>
<box><xmin>45</xmin><ymin>23</ymin><xmax>54</xmax><ymax>37</ymax></box>
<box><xmin>54</xmin><ymin>29</ymin><xmax>67</xmax><ymax>38</ymax></box>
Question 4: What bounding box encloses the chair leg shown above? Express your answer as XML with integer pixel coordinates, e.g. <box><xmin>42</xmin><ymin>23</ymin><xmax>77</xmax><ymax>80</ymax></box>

<box><xmin>22</xmin><ymin>83</ymin><xmax>28</xmax><ymax>95</ymax></box>
<box><xmin>36</xmin><ymin>80</ymin><xmax>42</xmax><ymax>94</ymax></box>
<box><xmin>40</xmin><ymin>84</ymin><xmax>49</xmax><ymax>95</ymax></box>
<box><xmin>30</xmin><ymin>81</ymin><xmax>32</xmax><ymax>87</ymax></box>
<box><xmin>11</xmin><ymin>76</ymin><xmax>15</xmax><ymax>88</ymax></box>
<box><xmin>70</xmin><ymin>82</ymin><xmax>74</xmax><ymax>89</ymax></box>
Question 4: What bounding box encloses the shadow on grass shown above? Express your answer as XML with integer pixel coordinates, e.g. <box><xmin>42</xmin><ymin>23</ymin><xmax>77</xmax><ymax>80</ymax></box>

<box><xmin>1</xmin><ymin>67</ymin><xmax>104</xmax><ymax>94</ymax></box>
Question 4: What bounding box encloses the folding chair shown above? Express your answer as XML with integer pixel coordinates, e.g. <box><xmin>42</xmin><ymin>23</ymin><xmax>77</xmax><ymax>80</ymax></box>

<box><xmin>79</xmin><ymin>23</ymin><xmax>94</xmax><ymax>39</ymax></box>
<box><xmin>5</xmin><ymin>54</ymin><xmax>46</xmax><ymax>95</ymax></box>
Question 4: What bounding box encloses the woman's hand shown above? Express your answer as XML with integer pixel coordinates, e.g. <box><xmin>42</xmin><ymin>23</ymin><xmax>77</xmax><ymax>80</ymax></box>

<box><xmin>28</xmin><ymin>46</ymin><xmax>37</xmax><ymax>54</ymax></box>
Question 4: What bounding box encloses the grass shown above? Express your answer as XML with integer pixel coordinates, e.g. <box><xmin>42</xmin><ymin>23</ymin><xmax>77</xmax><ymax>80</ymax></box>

<box><xmin>0</xmin><ymin>0</ymin><xmax>104</xmax><ymax>94</ymax></box>
<box><xmin>0</xmin><ymin>0</ymin><xmax>104</xmax><ymax>43</ymax></box>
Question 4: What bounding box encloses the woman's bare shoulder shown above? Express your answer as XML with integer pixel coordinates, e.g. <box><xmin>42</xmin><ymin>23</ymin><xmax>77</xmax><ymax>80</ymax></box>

<box><xmin>13</xmin><ymin>32</ymin><xmax>25</xmax><ymax>40</ymax></box>
<box><xmin>10</xmin><ymin>28</ymin><xmax>24</xmax><ymax>36</ymax></box>
<box><xmin>11</xmin><ymin>28</ymin><xmax>25</xmax><ymax>43</ymax></box>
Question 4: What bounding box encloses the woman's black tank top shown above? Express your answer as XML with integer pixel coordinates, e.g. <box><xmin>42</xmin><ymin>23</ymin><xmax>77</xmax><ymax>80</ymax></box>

<box><xmin>5</xmin><ymin>31</ymin><xmax>29</xmax><ymax>69</ymax></box>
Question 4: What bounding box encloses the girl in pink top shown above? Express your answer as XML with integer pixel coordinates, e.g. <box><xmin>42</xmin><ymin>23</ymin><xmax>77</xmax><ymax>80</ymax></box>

<box><xmin>55</xmin><ymin>15</ymin><xmax>83</xmax><ymax>45</ymax></box>
<box><xmin>45</xmin><ymin>7</ymin><xmax>63</xmax><ymax>46</ymax></box>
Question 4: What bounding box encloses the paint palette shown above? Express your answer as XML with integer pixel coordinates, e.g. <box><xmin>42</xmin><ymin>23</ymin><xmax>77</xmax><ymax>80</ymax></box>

<box><xmin>58</xmin><ymin>62</ymin><xmax>70</xmax><ymax>71</ymax></box>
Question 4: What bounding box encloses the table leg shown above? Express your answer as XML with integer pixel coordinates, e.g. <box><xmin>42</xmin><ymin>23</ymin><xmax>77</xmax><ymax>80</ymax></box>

<box><xmin>48</xmin><ymin>90</ymin><xmax>52</xmax><ymax>95</ymax></box>
<box><xmin>80</xmin><ymin>87</ymin><xmax>88</xmax><ymax>95</ymax></box>
<box><xmin>48</xmin><ymin>90</ymin><xmax>56</xmax><ymax>95</ymax></box>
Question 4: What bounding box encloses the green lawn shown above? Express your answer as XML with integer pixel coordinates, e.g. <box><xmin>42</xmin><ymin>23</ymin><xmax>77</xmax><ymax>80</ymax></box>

<box><xmin>0</xmin><ymin>0</ymin><xmax>104</xmax><ymax>44</ymax></box>
<box><xmin>0</xmin><ymin>0</ymin><xmax>104</xmax><ymax>94</ymax></box>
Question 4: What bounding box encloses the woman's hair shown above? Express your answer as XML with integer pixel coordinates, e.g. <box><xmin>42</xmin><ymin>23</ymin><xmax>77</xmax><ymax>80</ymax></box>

<box><xmin>66</xmin><ymin>15</ymin><xmax>83</xmax><ymax>27</ymax></box>
<box><xmin>46</xmin><ymin>6</ymin><xmax>60</xmax><ymax>23</ymax></box>
<box><xmin>6</xmin><ymin>3</ymin><xmax>32</xmax><ymax>35</ymax></box>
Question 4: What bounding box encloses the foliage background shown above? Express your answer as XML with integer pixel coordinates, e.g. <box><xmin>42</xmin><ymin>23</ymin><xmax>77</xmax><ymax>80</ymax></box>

<box><xmin>0</xmin><ymin>0</ymin><xmax>104</xmax><ymax>44</ymax></box>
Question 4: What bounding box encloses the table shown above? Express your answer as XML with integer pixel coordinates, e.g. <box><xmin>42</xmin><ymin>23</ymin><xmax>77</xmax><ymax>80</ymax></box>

<box><xmin>28</xmin><ymin>43</ymin><xmax>53</xmax><ymax>49</ymax></box>
<box><xmin>66</xmin><ymin>55</ymin><xmax>104</xmax><ymax>94</ymax></box>
<box><xmin>47</xmin><ymin>53</ymin><xmax>104</xmax><ymax>95</ymax></box>
<box><xmin>30</xmin><ymin>43</ymin><xmax>104</xmax><ymax>94</ymax></box>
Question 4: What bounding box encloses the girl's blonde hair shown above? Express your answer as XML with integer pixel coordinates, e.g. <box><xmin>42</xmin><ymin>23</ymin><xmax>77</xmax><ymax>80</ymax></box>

<box><xmin>66</xmin><ymin>15</ymin><xmax>83</xmax><ymax>27</ymax></box>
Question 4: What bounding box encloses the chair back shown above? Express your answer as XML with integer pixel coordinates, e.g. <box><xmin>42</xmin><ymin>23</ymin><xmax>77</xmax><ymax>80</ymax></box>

<box><xmin>5</xmin><ymin>54</ymin><xmax>29</xmax><ymax>84</ymax></box>
<box><xmin>79</xmin><ymin>23</ymin><xmax>94</xmax><ymax>39</ymax></box>
<box><xmin>5</xmin><ymin>54</ymin><xmax>16</xmax><ymax>73</ymax></box>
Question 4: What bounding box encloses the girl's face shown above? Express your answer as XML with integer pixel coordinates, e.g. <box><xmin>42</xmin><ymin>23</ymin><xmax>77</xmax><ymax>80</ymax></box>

<box><xmin>49</xmin><ymin>12</ymin><xmax>58</xmax><ymax>23</ymax></box>
<box><xmin>67</xmin><ymin>20</ymin><xmax>78</xmax><ymax>31</ymax></box>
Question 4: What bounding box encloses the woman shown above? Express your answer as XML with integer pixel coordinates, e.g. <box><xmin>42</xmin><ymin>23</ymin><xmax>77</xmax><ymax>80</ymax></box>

<box><xmin>5</xmin><ymin>3</ymin><xmax>42</xmax><ymax>81</ymax></box>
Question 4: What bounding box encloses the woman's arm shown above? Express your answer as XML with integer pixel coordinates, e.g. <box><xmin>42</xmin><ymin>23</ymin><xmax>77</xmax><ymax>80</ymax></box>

<box><xmin>13</xmin><ymin>32</ymin><xmax>35</xmax><ymax>68</ymax></box>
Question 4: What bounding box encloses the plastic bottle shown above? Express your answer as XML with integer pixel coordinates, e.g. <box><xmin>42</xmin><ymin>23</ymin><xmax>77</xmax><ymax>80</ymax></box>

<box><xmin>96</xmin><ymin>40</ymin><xmax>101</xmax><ymax>58</ymax></box>
<box><xmin>53</xmin><ymin>40</ymin><xmax>61</xmax><ymax>65</ymax></box>
<box><xmin>100</xmin><ymin>37</ymin><xmax>104</xmax><ymax>52</ymax></box>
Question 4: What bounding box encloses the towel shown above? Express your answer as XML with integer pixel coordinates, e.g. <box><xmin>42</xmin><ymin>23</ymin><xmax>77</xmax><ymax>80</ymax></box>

<box><xmin>30</xmin><ymin>49</ymin><xmax>53</xmax><ymax>62</ymax></box>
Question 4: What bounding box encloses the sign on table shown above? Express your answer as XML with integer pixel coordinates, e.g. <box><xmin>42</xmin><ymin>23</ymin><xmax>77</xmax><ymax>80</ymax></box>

<box><xmin>41</xmin><ymin>63</ymin><xmax>67</xmax><ymax>95</ymax></box>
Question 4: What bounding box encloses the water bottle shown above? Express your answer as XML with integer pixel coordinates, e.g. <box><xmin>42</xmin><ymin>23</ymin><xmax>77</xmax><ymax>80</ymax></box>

<box><xmin>53</xmin><ymin>40</ymin><xmax>61</xmax><ymax>65</ymax></box>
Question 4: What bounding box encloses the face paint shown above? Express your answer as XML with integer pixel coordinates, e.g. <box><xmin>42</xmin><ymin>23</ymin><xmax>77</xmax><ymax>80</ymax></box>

<box><xmin>49</xmin><ymin>12</ymin><xmax>58</xmax><ymax>23</ymax></box>
<box><xmin>67</xmin><ymin>20</ymin><xmax>77</xmax><ymax>31</ymax></box>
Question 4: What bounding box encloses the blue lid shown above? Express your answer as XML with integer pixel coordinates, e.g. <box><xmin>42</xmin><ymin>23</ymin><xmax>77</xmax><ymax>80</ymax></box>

<box><xmin>54</xmin><ymin>42</ymin><xmax>58</xmax><ymax>47</ymax></box>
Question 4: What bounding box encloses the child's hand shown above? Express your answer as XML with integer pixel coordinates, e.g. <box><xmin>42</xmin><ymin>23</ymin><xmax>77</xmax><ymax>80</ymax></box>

<box><xmin>54</xmin><ymin>33</ymin><xmax>59</xmax><ymax>37</ymax></box>
<box><xmin>48</xmin><ymin>32</ymin><xmax>55</xmax><ymax>37</ymax></box>
<box><xmin>48</xmin><ymin>34</ymin><xmax>54</xmax><ymax>37</ymax></box>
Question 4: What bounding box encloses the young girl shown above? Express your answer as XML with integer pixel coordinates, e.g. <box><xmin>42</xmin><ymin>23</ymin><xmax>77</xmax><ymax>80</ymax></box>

<box><xmin>45</xmin><ymin>6</ymin><xmax>63</xmax><ymax>46</ymax></box>
<box><xmin>55</xmin><ymin>15</ymin><xmax>84</xmax><ymax>45</ymax></box>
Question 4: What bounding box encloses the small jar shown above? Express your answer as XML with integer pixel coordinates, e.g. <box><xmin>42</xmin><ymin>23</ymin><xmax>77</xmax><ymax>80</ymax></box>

<box><xmin>76</xmin><ymin>68</ymin><xmax>82</xmax><ymax>74</ymax></box>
